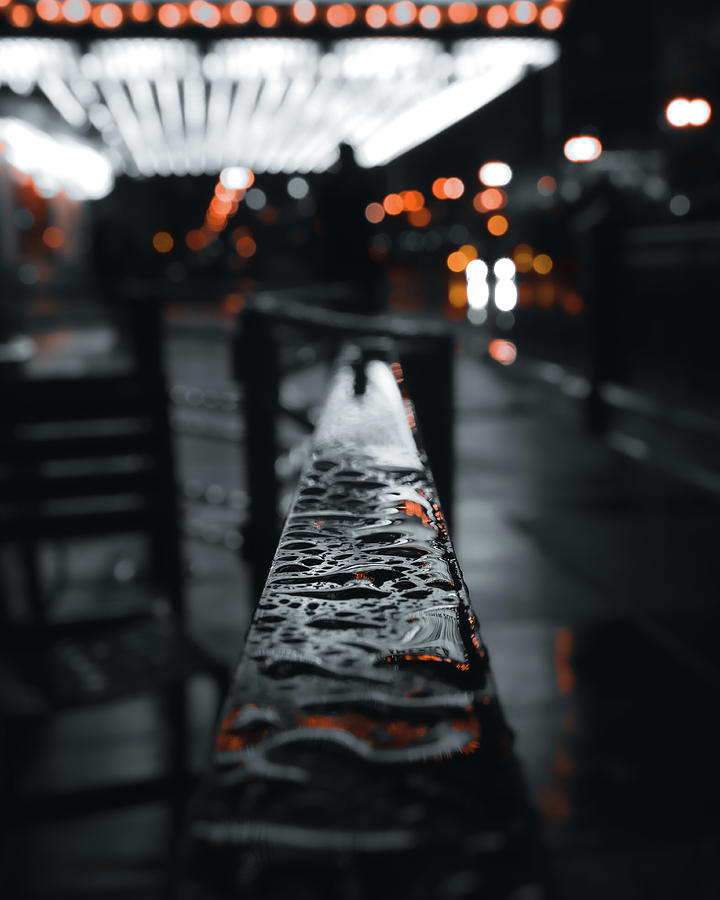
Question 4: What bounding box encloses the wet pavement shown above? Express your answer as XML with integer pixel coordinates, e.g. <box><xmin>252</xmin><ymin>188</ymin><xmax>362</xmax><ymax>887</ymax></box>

<box><xmin>5</xmin><ymin>312</ymin><xmax>720</xmax><ymax>898</ymax></box>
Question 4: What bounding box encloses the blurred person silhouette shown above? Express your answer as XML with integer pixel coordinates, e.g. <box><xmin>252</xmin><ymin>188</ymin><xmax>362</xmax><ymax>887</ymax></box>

<box><xmin>317</xmin><ymin>142</ymin><xmax>383</xmax><ymax>314</ymax></box>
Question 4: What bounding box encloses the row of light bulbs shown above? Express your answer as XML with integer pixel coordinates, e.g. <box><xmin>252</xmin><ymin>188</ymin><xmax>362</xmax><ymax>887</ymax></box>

<box><xmin>0</xmin><ymin>0</ymin><xmax>568</xmax><ymax>32</ymax></box>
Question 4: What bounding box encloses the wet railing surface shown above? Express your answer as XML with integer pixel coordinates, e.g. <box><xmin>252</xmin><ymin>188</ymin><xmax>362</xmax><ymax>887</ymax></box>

<box><xmin>182</xmin><ymin>352</ymin><xmax>540</xmax><ymax>900</ymax></box>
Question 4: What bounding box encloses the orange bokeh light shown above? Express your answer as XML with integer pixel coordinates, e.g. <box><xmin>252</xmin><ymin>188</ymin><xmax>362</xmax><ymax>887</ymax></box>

<box><xmin>540</xmin><ymin>5</ymin><xmax>563</xmax><ymax>29</ymax></box>
<box><xmin>443</xmin><ymin>177</ymin><xmax>465</xmax><ymax>199</ymax></box>
<box><xmin>389</xmin><ymin>1</ymin><xmax>417</xmax><ymax>25</ymax></box>
<box><xmin>510</xmin><ymin>1</ymin><xmax>537</xmax><ymax>24</ymax></box>
<box><xmin>365</xmin><ymin>202</ymin><xmax>385</xmax><ymax>224</ymax></box>
<box><xmin>153</xmin><ymin>231</ymin><xmax>174</xmax><ymax>253</ymax></box>
<box><xmin>432</xmin><ymin>177</ymin><xmax>447</xmax><ymax>199</ymax></box>
<box><xmin>447</xmin><ymin>2</ymin><xmax>476</xmax><ymax>23</ymax></box>
<box><xmin>130</xmin><ymin>0</ymin><xmax>152</xmax><ymax>20</ymax></box>
<box><xmin>383</xmin><ymin>193</ymin><xmax>404</xmax><ymax>216</ymax></box>
<box><xmin>418</xmin><ymin>4</ymin><xmax>441</xmax><ymax>28</ymax></box>
<box><xmin>256</xmin><ymin>4</ymin><xmax>278</xmax><ymax>26</ymax></box>
<box><xmin>10</xmin><ymin>4</ymin><xmax>34</xmax><ymax>25</ymax></box>
<box><xmin>486</xmin><ymin>4</ymin><xmax>509</xmax><ymax>28</ymax></box>
<box><xmin>224</xmin><ymin>0</ymin><xmax>251</xmax><ymax>23</ymax></box>
<box><xmin>366</xmin><ymin>4</ymin><xmax>388</xmax><ymax>27</ymax></box>
<box><xmin>473</xmin><ymin>188</ymin><xmax>506</xmax><ymax>212</ymax></box>
<box><xmin>236</xmin><ymin>236</ymin><xmax>257</xmax><ymax>258</ymax></box>
<box><xmin>185</xmin><ymin>230</ymin><xmax>208</xmax><ymax>251</ymax></box>
<box><xmin>210</xmin><ymin>197</ymin><xmax>233</xmax><ymax>216</ymax></box>
<box><xmin>61</xmin><ymin>0</ymin><xmax>90</xmax><ymax>21</ymax></box>
<box><xmin>401</xmin><ymin>189</ymin><xmax>424</xmax><ymax>212</ymax></box>
<box><xmin>293</xmin><ymin>0</ymin><xmax>316</xmax><ymax>23</ymax></box>
<box><xmin>513</xmin><ymin>243</ymin><xmax>534</xmax><ymax>273</ymax></box>
<box><xmin>447</xmin><ymin>250</ymin><xmax>468</xmax><ymax>273</ymax></box>
<box><xmin>537</xmin><ymin>174</ymin><xmax>557</xmax><ymax>195</ymax></box>
<box><xmin>92</xmin><ymin>3</ymin><xmax>123</xmax><ymax>27</ymax></box>
<box><xmin>223</xmin><ymin>293</ymin><xmax>245</xmax><ymax>314</ymax></box>
<box><xmin>37</xmin><ymin>0</ymin><xmax>61</xmax><ymax>21</ymax></box>
<box><xmin>533</xmin><ymin>253</ymin><xmax>553</xmax><ymax>275</ymax></box>
<box><xmin>487</xmin><ymin>214</ymin><xmax>509</xmax><ymax>236</ymax></box>
<box><xmin>158</xmin><ymin>3</ymin><xmax>186</xmax><ymax>26</ymax></box>
<box><xmin>489</xmin><ymin>338</ymin><xmax>517</xmax><ymax>365</ymax></box>
<box><xmin>189</xmin><ymin>0</ymin><xmax>221</xmax><ymax>26</ymax></box>
<box><xmin>326</xmin><ymin>3</ymin><xmax>355</xmax><ymax>26</ymax></box>
<box><xmin>408</xmin><ymin>208</ymin><xmax>431</xmax><ymax>227</ymax></box>
<box><xmin>42</xmin><ymin>226</ymin><xmax>65</xmax><ymax>249</ymax></box>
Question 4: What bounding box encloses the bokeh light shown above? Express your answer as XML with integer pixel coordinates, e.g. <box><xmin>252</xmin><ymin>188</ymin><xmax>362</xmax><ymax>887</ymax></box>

<box><xmin>540</xmin><ymin>5</ymin><xmax>563</xmax><ymax>29</ymax></box>
<box><xmin>489</xmin><ymin>339</ymin><xmax>517</xmax><ymax>365</ymax></box>
<box><xmin>537</xmin><ymin>175</ymin><xmax>557</xmax><ymax>195</ymax></box>
<box><xmin>383</xmin><ymin>193</ymin><xmax>404</xmax><ymax>215</ymax></box>
<box><xmin>225</xmin><ymin>0</ymin><xmax>251</xmax><ymax>23</ymax></box>
<box><xmin>510</xmin><ymin>1</ymin><xmax>537</xmax><ymax>24</ymax></box>
<box><xmin>564</xmin><ymin>135</ymin><xmax>602</xmax><ymax>162</ymax></box>
<box><xmin>37</xmin><ymin>0</ymin><xmax>61</xmax><ymax>21</ymax></box>
<box><xmin>389</xmin><ymin>1</ymin><xmax>417</xmax><ymax>26</ymax></box>
<box><xmin>365</xmin><ymin>202</ymin><xmax>385</xmax><ymax>224</ymax></box>
<box><xmin>447</xmin><ymin>2</ymin><xmax>476</xmax><ymax>23</ymax></box>
<box><xmin>153</xmin><ymin>231</ymin><xmax>174</xmax><ymax>253</ymax></box>
<box><xmin>293</xmin><ymin>0</ymin><xmax>316</xmax><ymax>23</ymax></box>
<box><xmin>42</xmin><ymin>226</ymin><xmax>65</xmax><ymax>249</ymax></box>
<box><xmin>366</xmin><ymin>4</ymin><xmax>388</xmax><ymax>27</ymax></box>
<box><xmin>486</xmin><ymin>4</ymin><xmax>509</xmax><ymax>28</ymax></box>
<box><xmin>487</xmin><ymin>214</ymin><xmax>509</xmax><ymax>236</ymax></box>
<box><xmin>473</xmin><ymin>188</ymin><xmax>506</xmax><ymax>212</ymax></box>
<box><xmin>130</xmin><ymin>0</ymin><xmax>153</xmax><ymax>20</ymax></box>
<box><xmin>443</xmin><ymin>177</ymin><xmax>465</xmax><ymax>199</ymax></box>
<box><xmin>418</xmin><ymin>5</ymin><xmax>441</xmax><ymax>28</ymax></box>
<box><xmin>256</xmin><ymin>5</ymin><xmax>278</xmax><ymax>26</ymax></box>
<box><xmin>479</xmin><ymin>162</ymin><xmax>512</xmax><ymax>186</ymax></box>
<box><xmin>533</xmin><ymin>253</ymin><xmax>553</xmax><ymax>274</ymax></box>
<box><xmin>326</xmin><ymin>3</ymin><xmax>355</xmax><ymax>25</ymax></box>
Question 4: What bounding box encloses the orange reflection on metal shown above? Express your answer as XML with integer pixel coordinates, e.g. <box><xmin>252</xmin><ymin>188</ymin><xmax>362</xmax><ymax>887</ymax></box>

<box><xmin>298</xmin><ymin>712</ymin><xmax>428</xmax><ymax>749</ymax></box>
<box><xmin>397</xmin><ymin>499</ymin><xmax>433</xmax><ymax>528</ymax></box>
<box><xmin>215</xmin><ymin>705</ymin><xmax>269</xmax><ymax>753</ymax></box>
<box><xmin>554</xmin><ymin>626</ymin><xmax>575</xmax><ymax>695</ymax></box>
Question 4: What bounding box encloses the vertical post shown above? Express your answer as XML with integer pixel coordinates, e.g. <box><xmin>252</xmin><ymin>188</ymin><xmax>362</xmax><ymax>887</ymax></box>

<box><xmin>400</xmin><ymin>332</ymin><xmax>455</xmax><ymax>527</ymax></box>
<box><xmin>235</xmin><ymin>306</ymin><xmax>280</xmax><ymax>597</ymax></box>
